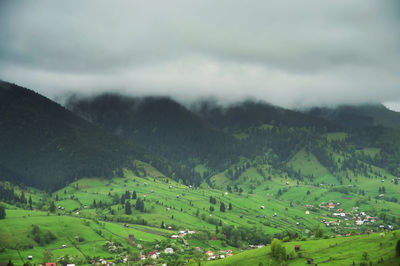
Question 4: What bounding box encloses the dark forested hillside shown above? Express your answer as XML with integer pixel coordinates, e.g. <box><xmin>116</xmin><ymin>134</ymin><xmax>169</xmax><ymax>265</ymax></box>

<box><xmin>3</xmin><ymin>80</ymin><xmax>400</xmax><ymax>191</ymax></box>
<box><xmin>194</xmin><ymin>100</ymin><xmax>340</xmax><ymax>131</ymax></box>
<box><xmin>68</xmin><ymin>95</ymin><xmax>400</xmax><ymax>186</ymax></box>
<box><xmin>0</xmin><ymin>81</ymin><xmax>170</xmax><ymax>190</ymax></box>
<box><xmin>306</xmin><ymin>104</ymin><xmax>400</xmax><ymax>130</ymax></box>
<box><xmin>68</xmin><ymin>95</ymin><xmax>249</xmax><ymax>184</ymax></box>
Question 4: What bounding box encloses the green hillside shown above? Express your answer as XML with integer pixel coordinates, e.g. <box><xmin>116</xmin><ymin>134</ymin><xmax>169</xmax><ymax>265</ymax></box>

<box><xmin>206</xmin><ymin>232</ymin><xmax>400</xmax><ymax>266</ymax></box>
<box><xmin>1</xmin><ymin>158</ymin><xmax>399</xmax><ymax>265</ymax></box>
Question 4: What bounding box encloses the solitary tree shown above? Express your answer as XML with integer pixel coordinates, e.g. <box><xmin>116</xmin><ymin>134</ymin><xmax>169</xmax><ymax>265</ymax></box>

<box><xmin>396</xmin><ymin>240</ymin><xmax>400</xmax><ymax>257</ymax></box>
<box><xmin>125</xmin><ymin>201</ymin><xmax>132</xmax><ymax>215</ymax></box>
<box><xmin>29</xmin><ymin>196</ymin><xmax>33</xmax><ymax>210</ymax></box>
<box><xmin>0</xmin><ymin>205</ymin><xmax>6</xmax><ymax>219</ymax></box>
<box><xmin>315</xmin><ymin>226</ymin><xmax>324</xmax><ymax>238</ymax></box>
<box><xmin>49</xmin><ymin>201</ymin><xmax>56</xmax><ymax>213</ymax></box>
<box><xmin>20</xmin><ymin>190</ymin><xmax>26</xmax><ymax>204</ymax></box>
<box><xmin>43</xmin><ymin>249</ymin><xmax>53</xmax><ymax>263</ymax></box>
<box><xmin>220</xmin><ymin>202</ymin><xmax>226</xmax><ymax>212</ymax></box>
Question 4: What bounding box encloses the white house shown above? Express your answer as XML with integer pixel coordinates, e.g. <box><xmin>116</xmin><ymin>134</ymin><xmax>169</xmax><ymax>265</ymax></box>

<box><xmin>164</xmin><ymin>247</ymin><xmax>174</xmax><ymax>254</ymax></box>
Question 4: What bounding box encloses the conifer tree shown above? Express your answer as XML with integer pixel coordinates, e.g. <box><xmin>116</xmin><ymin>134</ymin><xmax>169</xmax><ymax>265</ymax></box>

<box><xmin>125</xmin><ymin>201</ymin><xmax>132</xmax><ymax>215</ymax></box>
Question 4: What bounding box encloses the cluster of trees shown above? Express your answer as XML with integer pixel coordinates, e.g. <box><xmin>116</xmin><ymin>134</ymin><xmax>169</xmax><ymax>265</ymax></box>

<box><xmin>135</xmin><ymin>198</ymin><xmax>145</xmax><ymax>212</ymax></box>
<box><xmin>209</xmin><ymin>196</ymin><xmax>217</xmax><ymax>204</ymax></box>
<box><xmin>118</xmin><ymin>190</ymin><xmax>137</xmax><ymax>204</ymax></box>
<box><xmin>124</xmin><ymin>197</ymin><xmax>145</xmax><ymax>214</ymax></box>
<box><xmin>0</xmin><ymin>184</ymin><xmax>30</xmax><ymax>206</ymax></box>
<box><xmin>220</xmin><ymin>224</ymin><xmax>272</xmax><ymax>248</ymax></box>
<box><xmin>30</xmin><ymin>225</ymin><xmax>57</xmax><ymax>245</ymax></box>
<box><xmin>227</xmin><ymin>163</ymin><xmax>251</xmax><ymax>180</ymax></box>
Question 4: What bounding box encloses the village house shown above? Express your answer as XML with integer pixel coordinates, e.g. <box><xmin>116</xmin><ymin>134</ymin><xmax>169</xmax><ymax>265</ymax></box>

<box><xmin>164</xmin><ymin>247</ymin><xmax>174</xmax><ymax>254</ymax></box>
<box><xmin>356</xmin><ymin>220</ymin><xmax>364</xmax><ymax>226</ymax></box>
<box><xmin>148</xmin><ymin>252</ymin><xmax>157</xmax><ymax>260</ymax></box>
<box><xmin>205</xmin><ymin>250</ymin><xmax>214</xmax><ymax>257</ymax></box>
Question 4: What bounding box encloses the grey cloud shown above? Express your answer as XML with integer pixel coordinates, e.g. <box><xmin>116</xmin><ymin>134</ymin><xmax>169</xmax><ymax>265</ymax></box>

<box><xmin>0</xmin><ymin>0</ymin><xmax>400</xmax><ymax>108</ymax></box>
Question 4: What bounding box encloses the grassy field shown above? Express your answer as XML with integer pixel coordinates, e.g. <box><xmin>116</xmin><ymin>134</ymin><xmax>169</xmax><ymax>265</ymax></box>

<box><xmin>1</xmin><ymin>150</ymin><xmax>400</xmax><ymax>265</ymax></box>
<box><xmin>206</xmin><ymin>231</ymin><xmax>400</xmax><ymax>265</ymax></box>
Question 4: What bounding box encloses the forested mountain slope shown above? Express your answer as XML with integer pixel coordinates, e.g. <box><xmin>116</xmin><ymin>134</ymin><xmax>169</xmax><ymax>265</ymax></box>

<box><xmin>0</xmin><ymin>81</ymin><xmax>169</xmax><ymax>190</ymax></box>
<box><xmin>69</xmin><ymin>95</ymin><xmax>400</xmax><ymax>188</ymax></box>
<box><xmin>306</xmin><ymin>104</ymin><xmax>400</xmax><ymax>130</ymax></box>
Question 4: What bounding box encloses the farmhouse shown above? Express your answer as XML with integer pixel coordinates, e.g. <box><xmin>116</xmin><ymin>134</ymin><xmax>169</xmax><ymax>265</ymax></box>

<box><xmin>148</xmin><ymin>252</ymin><xmax>157</xmax><ymax>260</ymax></box>
<box><xmin>164</xmin><ymin>247</ymin><xmax>174</xmax><ymax>254</ymax></box>
<box><xmin>205</xmin><ymin>250</ymin><xmax>214</xmax><ymax>257</ymax></box>
<box><xmin>294</xmin><ymin>245</ymin><xmax>301</xmax><ymax>251</ymax></box>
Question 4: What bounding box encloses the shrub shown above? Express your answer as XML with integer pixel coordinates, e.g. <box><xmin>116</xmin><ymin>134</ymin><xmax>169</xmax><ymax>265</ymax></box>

<box><xmin>270</xmin><ymin>238</ymin><xmax>286</xmax><ymax>260</ymax></box>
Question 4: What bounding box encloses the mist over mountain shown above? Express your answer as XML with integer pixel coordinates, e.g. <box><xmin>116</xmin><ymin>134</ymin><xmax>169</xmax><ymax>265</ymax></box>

<box><xmin>1</xmin><ymin>1</ymin><xmax>400</xmax><ymax>108</ymax></box>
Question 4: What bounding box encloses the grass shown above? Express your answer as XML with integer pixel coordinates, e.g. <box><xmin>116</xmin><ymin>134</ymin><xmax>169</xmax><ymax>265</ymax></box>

<box><xmin>206</xmin><ymin>231</ymin><xmax>400</xmax><ymax>265</ymax></box>
<box><xmin>1</xmin><ymin>153</ymin><xmax>400</xmax><ymax>265</ymax></box>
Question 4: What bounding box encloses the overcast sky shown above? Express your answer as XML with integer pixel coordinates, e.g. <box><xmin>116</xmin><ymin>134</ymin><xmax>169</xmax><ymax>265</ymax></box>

<box><xmin>0</xmin><ymin>0</ymin><xmax>400</xmax><ymax>109</ymax></box>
